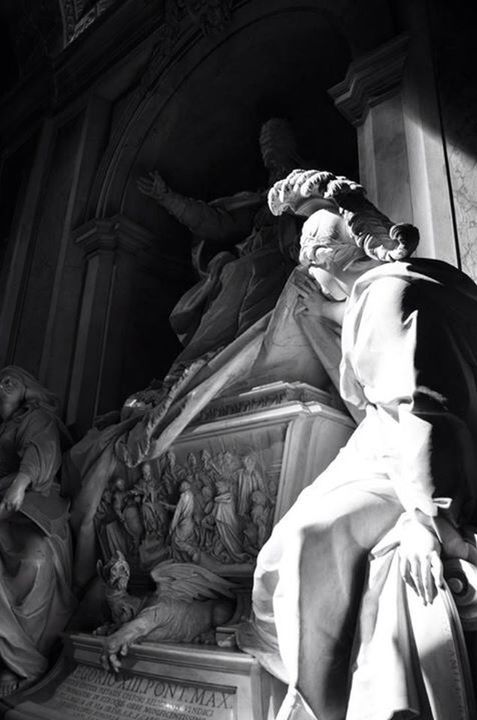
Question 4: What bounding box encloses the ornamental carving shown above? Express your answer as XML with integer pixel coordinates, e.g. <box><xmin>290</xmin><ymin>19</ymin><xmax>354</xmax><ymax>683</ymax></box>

<box><xmin>60</xmin><ymin>0</ymin><xmax>233</xmax><ymax>47</ymax></box>
<box><xmin>60</xmin><ymin>0</ymin><xmax>119</xmax><ymax>44</ymax></box>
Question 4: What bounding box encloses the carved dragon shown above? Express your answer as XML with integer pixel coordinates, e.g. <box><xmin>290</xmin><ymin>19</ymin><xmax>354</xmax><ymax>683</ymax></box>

<box><xmin>95</xmin><ymin>551</ymin><xmax>236</xmax><ymax>672</ymax></box>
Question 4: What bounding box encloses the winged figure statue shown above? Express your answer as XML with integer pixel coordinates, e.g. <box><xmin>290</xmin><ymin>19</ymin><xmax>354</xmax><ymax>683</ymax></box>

<box><xmin>96</xmin><ymin>551</ymin><xmax>236</xmax><ymax>672</ymax></box>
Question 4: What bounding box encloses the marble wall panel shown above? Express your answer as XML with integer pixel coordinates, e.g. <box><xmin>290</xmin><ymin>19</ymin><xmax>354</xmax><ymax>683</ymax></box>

<box><xmin>431</xmin><ymin>2</ymin><xmax>477</xmax><ymax>281</ymax></box>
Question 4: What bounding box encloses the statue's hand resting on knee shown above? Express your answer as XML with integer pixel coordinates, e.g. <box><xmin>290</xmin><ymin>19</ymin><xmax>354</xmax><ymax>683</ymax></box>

<box><xmin>398</xmin><ymin>512</ymin><xmax>444</xmax><ymax>605</ymax></box>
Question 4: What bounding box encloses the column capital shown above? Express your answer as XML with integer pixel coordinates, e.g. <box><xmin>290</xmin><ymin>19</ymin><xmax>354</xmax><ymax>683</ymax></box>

<box><xmin>73</xmin><ymin>214</ymin><xmax>155</xmax><ymax>256</ymax></box>
<box><xmin>328</xmin><ymin>34</ymin><xmax>409</xmax><ymax>127</ymax></box>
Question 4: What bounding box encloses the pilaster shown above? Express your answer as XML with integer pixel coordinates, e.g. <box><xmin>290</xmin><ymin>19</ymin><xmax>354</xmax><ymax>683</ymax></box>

<box><xmin>67</xmin><ymin>214</ymin><xmax>154</xmax><ymax>432</ymax></box>
<box><xmin>329</xmin><ymin>34</ymin><xmax>458</xmax><ymax>264</ymax></box>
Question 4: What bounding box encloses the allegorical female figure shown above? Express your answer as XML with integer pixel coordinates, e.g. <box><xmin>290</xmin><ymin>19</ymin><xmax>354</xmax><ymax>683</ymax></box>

<box><xmin>236</xmin><ymin>453</ymin><xmax>266</xmax><ymax>515</ymax></box>
<box><xmin>212</xmin><ymin>477</ymin><xmax>245</xmax><ymax>563</ymax></box>
<box><xmin>169</xmin><ymin>480</ymin><xmax>197</xmax><ymax>560</ymax></box>
<box><xmin>239</xmin><ymin>170</ymin><xmax>477</xmax><ymax>720</ymax></box>
<box><xmin>0</xmin><ymin>367</ymin><xmax>75</xmax><ymax>697</ymax></box>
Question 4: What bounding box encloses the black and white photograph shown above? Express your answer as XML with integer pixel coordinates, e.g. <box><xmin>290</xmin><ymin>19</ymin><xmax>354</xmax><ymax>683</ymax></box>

<box><xmin>0</xmin><ymin>1</ymin><xmax>476</xmax><ymax>718</ymax></box>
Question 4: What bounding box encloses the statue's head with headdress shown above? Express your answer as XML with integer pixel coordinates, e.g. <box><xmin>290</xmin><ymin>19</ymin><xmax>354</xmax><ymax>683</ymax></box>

<box><xmin>267</xmin><ymin>169</ymin><xmax>419</xmax><ymax>279</ymax></box>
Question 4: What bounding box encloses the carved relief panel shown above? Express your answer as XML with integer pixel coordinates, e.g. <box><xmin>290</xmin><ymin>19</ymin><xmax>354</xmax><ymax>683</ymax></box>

<box><xmin>94</xmin><ymin>386</ymin><xmax>354</xmax><ymax>586</ymax></box>
<box><xmin>94</xmin><ymin>422</ymin><xmax>285</xmax><ymax>581</ymax></box>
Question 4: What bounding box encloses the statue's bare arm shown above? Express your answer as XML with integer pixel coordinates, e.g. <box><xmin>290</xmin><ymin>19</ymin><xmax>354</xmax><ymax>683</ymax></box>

<box><xmin>137</xmin><ymin>171</ymin><xmax>257</xmax><ymax>243</ymax></box>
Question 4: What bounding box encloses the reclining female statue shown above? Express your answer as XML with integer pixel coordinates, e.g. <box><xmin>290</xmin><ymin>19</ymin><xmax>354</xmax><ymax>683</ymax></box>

<box><xmin>0</xmin><ymin>367</ymin><xmax>75</xmax><ymax>697</ymax></box>
<box><xmin>238</xmin><ymin>169</ymin><xmax>477</xmax><ymax>720</ymax></box>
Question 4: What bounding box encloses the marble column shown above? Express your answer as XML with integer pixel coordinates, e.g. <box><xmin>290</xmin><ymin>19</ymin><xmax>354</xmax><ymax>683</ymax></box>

<box><xmin>67</xmin><ymin>214</ymin><xmax>154</xmax><ymax>433</ymax></box>
<box><xmin>329</xmin><ymin>33</ymin><xmax>459</xmax><ymax>265</ymax></box>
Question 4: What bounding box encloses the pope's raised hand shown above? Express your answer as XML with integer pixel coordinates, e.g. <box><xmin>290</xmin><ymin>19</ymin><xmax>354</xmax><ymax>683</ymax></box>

<box><xmin>137</xmin><ymin>171</ymin><xmax>168</xmax><ymax>201</ymax></box>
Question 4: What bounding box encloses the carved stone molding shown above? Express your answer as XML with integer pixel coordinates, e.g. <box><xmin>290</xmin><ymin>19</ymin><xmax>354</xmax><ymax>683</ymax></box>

<box><xmin>60</xmin><ymin>0</ymin><xmax>119</xmax><ymax>45</ymax></box>
<box><xmin>60</xmin><ymin>0</ymin><xmax>233</xmax><ymax>48</ymax></box>
<box><xmin>328</xmin><ymin>34</ymin><xmax>409</xmax><ymax>126</ymax></box>
<box><xmin>143</xmin><ymin>0</ymin><xmax>234</xmax><ymax>75</ymax></box>
<box><xmin>73</xmin><ymin>214</ymin><xmax>154</xmax><ymax>257</ymax></box>
<box><xmin>194</xmin><ymin>381</ymin><xmax>333</xmax><ymax>424</ymax></box>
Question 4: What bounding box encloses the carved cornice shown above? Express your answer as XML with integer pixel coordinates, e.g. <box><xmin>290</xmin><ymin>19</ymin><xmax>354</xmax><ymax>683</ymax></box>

<box><xmin>72</xmin><ymin>214</ymin><xmax>189</xmax><ymax>277</ymax></box>
<box><xmin>194</xmin><ymin>382</ymin><xmax>333</xmax><ymax>424</ymax></box>
<box><xmin>140</xmin><ymin>0</ymin><xmax>234</xmax><ymax>82</ymax></box>
<box><xmin>73</xmin><ymin>214</ymin><xmax>155</xmax><ymax>256</ymax></box>
<box><xmin>328</xmin><ymin>34</ymin><xmax>409</xmax><ymax>127</ymax></box>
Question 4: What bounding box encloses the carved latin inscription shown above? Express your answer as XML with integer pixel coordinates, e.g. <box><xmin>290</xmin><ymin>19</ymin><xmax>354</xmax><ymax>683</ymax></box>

<box><xmin>46</xmin><ymin>665</ymin><xmax>236</xmax><ymax>720</ymax></box>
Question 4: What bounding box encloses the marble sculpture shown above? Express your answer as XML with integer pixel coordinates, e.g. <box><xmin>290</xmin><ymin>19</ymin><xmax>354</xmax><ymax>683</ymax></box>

<box><xmin>240</xmin><ymin>169</ymin><xmax>477</xmax><ymax>720</ymax></box>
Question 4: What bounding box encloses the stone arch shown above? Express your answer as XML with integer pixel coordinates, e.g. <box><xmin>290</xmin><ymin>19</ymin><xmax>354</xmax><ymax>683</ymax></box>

<box><xmin>86</xmin><ymin>0</ymin><xmax>394</xmax><ymax>243</ymax></box>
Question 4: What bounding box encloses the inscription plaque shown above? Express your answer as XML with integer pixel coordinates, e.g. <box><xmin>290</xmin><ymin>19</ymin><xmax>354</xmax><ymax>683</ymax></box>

<box><xmin>43</xmin><ymin>666</ymin><xmax>236</xmax><ymax>720</ymax></box>
<box><xmin>6</xmin><ymin>614</ymin><xmax>282</xmax><ymax>720</ymax></box>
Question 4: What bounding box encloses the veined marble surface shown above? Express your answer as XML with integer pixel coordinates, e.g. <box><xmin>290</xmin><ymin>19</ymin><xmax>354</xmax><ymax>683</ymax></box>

<box><xmin>434</xmin><ymin>3</ymin><xmax>477</xmax><ymax>282</ymax></box>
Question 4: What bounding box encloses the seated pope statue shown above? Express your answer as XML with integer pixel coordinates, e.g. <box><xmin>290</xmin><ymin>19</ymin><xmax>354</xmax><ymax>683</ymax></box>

<box><xmin>69</xmin><ymin>125</ymin><xmax>348</xmax><ymax>586</ymax></box>
<box><xmin>132</xmin><ymin>118</ymin><xmax>342</xmax><ymax>402</ymax></box>
<box><xmin>0</xmin><ymin>367</ymin><xmax>75</xmax><ymax>697</ymax></box>
<box><xmin>238</xmin><ymin>170</ymin><xmax>477</xmax><ymax>720</ymax></box>
<box><xmin>136</xmin><ymin>117</ymin><xmax>304</xmax><ymax>367</ymax></box>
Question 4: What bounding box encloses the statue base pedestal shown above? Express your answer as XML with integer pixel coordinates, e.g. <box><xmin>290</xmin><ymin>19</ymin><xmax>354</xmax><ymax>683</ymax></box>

<box><xmin>4</xmin><ymin>634</ymin><xmax>285</xmax><ymax>720</ymax></box>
